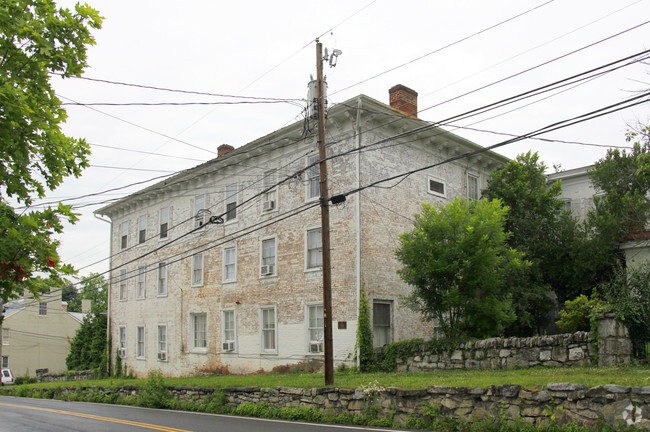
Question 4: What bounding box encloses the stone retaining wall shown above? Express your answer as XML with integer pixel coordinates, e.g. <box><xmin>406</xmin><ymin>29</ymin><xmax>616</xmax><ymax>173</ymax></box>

<box><xmin>3</xmin><ymin>383</ymin><xmax>648</xmax><ymax>429</ymax></box>
<box><xmin>37</xmin><ymin>370</ymin><xmax>96</xmax><ymax>383</ymax></box>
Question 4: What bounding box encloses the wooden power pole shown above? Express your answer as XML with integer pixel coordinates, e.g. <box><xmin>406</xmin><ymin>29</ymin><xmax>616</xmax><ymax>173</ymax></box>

<box><xmin>316</xmin><ymin>40</ymin><xmax>334</xmax><ymax>386</ymax></box>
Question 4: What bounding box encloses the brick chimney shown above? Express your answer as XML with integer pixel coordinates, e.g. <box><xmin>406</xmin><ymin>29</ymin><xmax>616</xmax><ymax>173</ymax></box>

<box><xmin>61</xmin><ymin>301</ymin><xmax>68</xmax><ymax>312</ymax></box>
<box><xmin>389</xmin><ymin>84</ymin><xmax>418</xmax><ymax>118</ymax></box>
<box><xmin>218</xmin><ymin>144</ymin><xmax>234</xmax><ymax>157</ymax></box>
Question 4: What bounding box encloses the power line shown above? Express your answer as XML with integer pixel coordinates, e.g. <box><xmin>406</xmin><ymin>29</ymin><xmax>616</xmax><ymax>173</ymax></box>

<box><xmin>62</xmin><ymin>100</ymin><xmax>304</xmax><ymax>107</ymax></box>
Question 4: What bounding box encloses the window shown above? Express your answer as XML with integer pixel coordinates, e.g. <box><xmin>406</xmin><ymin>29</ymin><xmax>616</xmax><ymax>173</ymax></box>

<box><xmin>159</xmin><ymin>207</ymin><xmax>169</xmax><ymax>240</ymax></box>
<box><xmin>222</xmin><ymin>310</ymin><xmax>236</xmax><ymax>351</ymax></box>
<box><xmin>191</xmin><ymin>313</ymin><xmax>207</xmax><ymax>350</ymax></box>
<box><xmin>191</xmin><ymin>252</ymin><xmax>204</xmax><ymax>286</ymax></box>
<box><xmin>194</xmin><ymin>194</ymin><xmax>206</xmax><ymax>228</ymax></box>
<box><xmin>136</xmin><ymin>326</ymin><xmax>145</xmax><ymax>358</ymax></box>
<box><xmin>260</xmin><ymin>237</ymin><xmax>277</xmax><ymax>277</ymax></box>
<box><xmin>307</xmin><ymin>155</ymin><xmax>320</xmax><ymax>199</ymax></box>
<box><xmin>157</xmin><ymin>325</ymin><xmax>168</xmax><ymax>361</ymax></box>
<box><xmin>308</xmin><ymin>304</ymin><xmax>324</xmax><ymax>353</ymax></box>
<box><xmin>2</xmin><ymin>328</ymin><xmax>8</xmax><ymax>344</ymax></box>
<box><xmin>157</xmin><ymin>262</ymin><xmax>168</xmax><ymax>296</ymax></box>
<box><xmin>118</xmin><ymin>326</ymin><xmax>126</xmax><ymax>358</ymax></box>
<box><xmin>225</xmin><ymin>184</ymin><xmax>238</xmax><ymax>222</ymax></box>
<box><xmin>39</xmin><ymin>302</ymin><xmax>47</xmax><ymax>316</ymax></box>
<box><xmin>136</xmin><ymin>265</ymin><xmax>146</xmax><ymax>299</ymax></box>
<box><xmin>223</xmin><ymin>246</ymin><xmax>236</xmax><ymax>282</ymax></box>
<box><xmin>119</xmin><ymin>269</ymin><xmax>127</xmax><ymax>301</ymax></box>
<box><xmin>262</xmin><ymin>169</ymin><xmax>277</xmax><ymax>212</ymax></box>
<box><xmin>261</xmin><ymin>307</ymin><xmax>277</xmax><ymax>352</ymax></box>
<box><xmin>427</xmin><ymin>177</ymin><xmax>446</xmax><ymax>197</ymax></box>
<box><xmin>373</xmin><ymin>301</ymin><xmax>392</xmax><ymax>347</ymax></box>
<box><xmin>306</xmin><ymin>228</ymin><xmax>322</xmax><ymax>270</ymax></box>
<box><xmin>468</xmin><ymin>174</ymin><xmax>479</xmax><ymax>201</ymax></box>
<box><xmin>138</xmin><ymin>215</ymin><xmax>147</xmax><ymax>244</ymax></box>
<box><xmin>120</xmin><ymin>221</ymin><xmax>129</xmax><ymax>250</ymax></box>
<box><xmin>563</xmin><ymin>199</ymin><xmax>573</xmax><ymax>211</ymax></box>
<box><xmin>1</xmin><ymin>356</ymin><xmax>7</xmax><ymax>368</ymax></box>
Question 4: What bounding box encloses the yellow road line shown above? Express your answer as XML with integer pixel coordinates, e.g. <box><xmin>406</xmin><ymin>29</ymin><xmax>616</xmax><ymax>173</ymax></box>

<box><xmin>0</xmin><ymin>402</ymin><xmax>194</xmax><ymax>432</ymax></box>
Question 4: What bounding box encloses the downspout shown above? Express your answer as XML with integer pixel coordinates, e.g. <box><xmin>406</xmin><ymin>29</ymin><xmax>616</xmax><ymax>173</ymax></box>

<box><xmin>355</xmin><ymin>96</ymin><xmax>362</xmax><ymax>368</ymax></box>
<box><xmin>95</xmin><ymin>213</ymin><xmax>112</xmax><ymax>375</ymax></box>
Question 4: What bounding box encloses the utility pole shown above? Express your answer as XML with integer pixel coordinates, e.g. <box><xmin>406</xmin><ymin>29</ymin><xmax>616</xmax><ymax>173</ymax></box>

<box><xmin>316</xmin><ymin>40</ymin><xmax>334</xmax><ymax>386</ymax></box>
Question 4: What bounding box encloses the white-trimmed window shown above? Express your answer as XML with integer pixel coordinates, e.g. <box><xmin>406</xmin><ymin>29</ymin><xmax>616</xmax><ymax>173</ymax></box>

<box><xmin>191</xmin><ymin>313</ymin><xmax>207</xmax><ymax>350</ymax></box>
<box><xmin>191</xmin><ymin>252</ymin><xmax>204</xmax><ymax>286</ymax></box>
<box><xmin>157</xmin><ymin>262</ymin><xmax>168</xmax><ymax>296</ymax></box>
<box><xmin>159</xmin><ymin>207</ymin><xmax>169</xmax><ymax>240</ymax></box>
<box><xmin>427</xmin><ymin>176</ymin><xmax>446</xmax><ymax>198</ymax></box>
<box><xmin>563</xmin><ymin>199</ymin><xmax>573</xmax><ymax>211</ymax></box>
<box><xmin>2</xmin><ymin>328</ymin><xmax>9</xmax><ymax>345</ymax></box>
<box><xmin>157</xmin><ymin>325</ymin><xmax>168</xmax><ymax>361</ymax></box>
<box><xmin>307</xmin><ymin>155</ymin><xmax>320</xmax><ymax>200</ymax></box>
<box><xmin>467</xmin><ymin>174</ymin><xmax>479</xmax><ymax>201</ymax></box>
<box><xmin>261</xmin><ymin>306</ymin><xmax>277</xmax><ymax>352</ymax></box>
<box><xmin>138</xmin><ymin>215</ymin><xmax>147</xmax><ymax>244</ymax></box>
<box><xmin>1</xmin><ymin>356</ymin><xmax>7</xmax><ymax>368</ymax></box>
<box><xmin>373</xmin><ymin>301</ymin><xmax>393</xmax><ymax>347</ymax></box>
<box><xmin>225</xmin><ymin>184</ymin><xmax>238</xmax><ymax>222</ymax></box>
<box><xmin>120</xmin><ymin>221</ymin><xmax>129</xmax><ymax>250</ymax></box>
<box><xmin>222</xmin><ymin>310</ymin><xmax>236</xmax><ymax>352</ymax></box>
<box><xmin>262</xmin><ymin>169</ymin><xmax>277</xmax><ymax>212</ymax></box>
<box><xmin>136</xmin><ymin>265</ymin><xmax>146</xmax><ymax>299</ymax></box>
<box><xmin>223</xmin><ymin>246</ymin><xmax>237</xmax><ymax>283</ymax></box>
<box><xmin>194</xmin><ymin>194</ymin><xmax>206</xmax><ymax>228</ymax></box>
<box><xmin>260</xmin><ymin>237</ymin><xmax>277</xmax><ymax>277</ymax></box>
<box><xmin>118</xmin><ymin>326</ymin><xmax>126</xmax><ymax>358</ymax></box>
<box><xmin>307</xmin><ymin>304</ymin><xmax>324</xmax><ymax>353</ymax></box>
<box><xmin>136</xmin><ymin>326</ymin><xmax>145</xmax><ymax>358</ymax></box>
<box><xmin>119</xmin><ymin>269</ymin><xmax>127</xmax><ymax>301</ymax></box>
<box><xmin>306</xmin><ymin>228</ymin><xmax>322</xmax><ymax>270</ymax></box>
<box><xmin>39</xmin><ymin>302</ymin><xmax>47</xmax><ymax>316</ymax></box>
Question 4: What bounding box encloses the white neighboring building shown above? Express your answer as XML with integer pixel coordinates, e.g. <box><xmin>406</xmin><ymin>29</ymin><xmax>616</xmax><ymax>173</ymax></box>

<box><xmin>96</xmin><ymin>85</ymin><xmax>509</xmax><ymax>377</ymax></box>
<box><xmin>547</xmin><ymin>165</ymin><xmax>597</xmax><ymax>223</ymax></box>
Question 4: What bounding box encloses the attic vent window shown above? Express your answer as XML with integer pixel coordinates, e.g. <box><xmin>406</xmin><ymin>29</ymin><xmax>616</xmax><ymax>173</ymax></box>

<box><xmin>428</xmin><ymin>177</ymin><xmax>446</xmax><ymax>197</ymax></box>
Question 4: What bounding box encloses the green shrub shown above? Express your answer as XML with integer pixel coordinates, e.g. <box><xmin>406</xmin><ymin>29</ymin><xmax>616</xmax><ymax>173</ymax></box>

<box><xmin>355</xmin><ymin>286</ymin><xmax>374</xmax><ymax>372</ymax></box>
<box><xmin>137</xmin><ymin>370</ymin><xmax>171</xmax><ymax>408</ymax></box>
<box><xmin>556</xmin><ymin>294</ymin><xmax>603</xmax><ymax>333</ymax></box>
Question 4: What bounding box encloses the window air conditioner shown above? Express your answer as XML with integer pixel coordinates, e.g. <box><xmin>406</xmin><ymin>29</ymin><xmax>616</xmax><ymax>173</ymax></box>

<box><xmin>157</xmin><ymin>352</ymin><xmax>167</xmax><ymax>361</ymax></box>
<box><xmin>261</xmin><ymin>265</ymin><xmax>274</xmax><ymax>276</ymax></box>
<box><xmin>309</xmin><ymin>342</ymin><xmax>323</xmax><ymax>353</ymax></box>
<box><xmin>118</xmin><ymin>348</ymin><xmax>126</xmax><ymax>358</ymax></box>
<box><xmin>263</xmin><ymin>200</ymin><xmax>275</xmax><ymax>211</ymax></box>
<box><xmin>222</xmin><ymin>341</ymin><xmax>235</xmax><ymax>352</ymax></box>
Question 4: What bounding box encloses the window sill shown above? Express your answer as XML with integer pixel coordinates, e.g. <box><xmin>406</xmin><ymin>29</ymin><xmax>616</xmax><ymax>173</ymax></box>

<box><xmin>156</xmin><ymin>294</ymin><xmax>168</xmax><ymax>298</ymax></box>
<box><xmin>260</xmin><ymin>351</ymin><xmax>278</xmax><ymax>356</ymax></box>
<box><xmin>304</xmin><ymin>267</ymin><xmax>322</xmax><ymax>274</ymax></box>
<box><xmin>136</xmin><ymin>297</ymin><xmax>145</xmax><ymax>301</ymax></box>
<box><xmin>119</xmin><ymin>298</ymin><xmax>128</xmax><ymax>302</ymax></box>
<box><xmin>190</xmin><ymin>348</ymin><xmax>208</xmax><ymax>354</ymax></box>
<box><xmin>136</xmin><ymin>357</ymin><xmax>146</xmax><ymax>361</ymax></box>
<box><xmin>222</xmin><ymin>279</ymin><xmax>237</xmax><ymax>285</ymax></box>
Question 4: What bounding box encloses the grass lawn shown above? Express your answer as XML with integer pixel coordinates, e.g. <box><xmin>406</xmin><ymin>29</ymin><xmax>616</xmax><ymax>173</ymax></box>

<box><xmin>17</xmin><ymin>364</ymin><xmax>650</xmax><ymax>391</ymax></box>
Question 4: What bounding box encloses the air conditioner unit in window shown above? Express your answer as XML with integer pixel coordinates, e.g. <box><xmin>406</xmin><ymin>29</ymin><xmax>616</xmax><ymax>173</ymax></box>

<box><xmin>263</xmin><ymin>200</ymin><xmax>275</xmax><ymax>211</ymax></box>
<box><xmin>222</xmin><ymin>341</ymin><xmax>235</xmax><ymax>352</ymax></box>
<box><xmin>118</xmin><ymin>348</ymin><xmax>126</xmax><ymax>358</ymax></box>
<box><xmin>309</xmin><ymin>342</ymin><xmax>323</xmax><ymax>353</ymax></box>
<box><xmin>260</xmin><ymin>264</ymin><xmax>275</xmax><ymax>276</ymax></box>
<box><xmin>157</xmin><ymin>352</ymin><xmax>167</xmax><ymax>361</ymax></box>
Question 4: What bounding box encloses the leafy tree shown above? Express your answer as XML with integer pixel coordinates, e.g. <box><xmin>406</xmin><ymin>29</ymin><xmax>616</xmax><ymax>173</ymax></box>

<box><xmin>0</xmin><ymin>1</ymin><xmax>102</xmax><ymax>312</ymax></box>
<box><xmin>396</xmin><ymin>197</ymin><xmax>526</xmax><ymax>339</ymax></box>
<box><xmin>355</xmin><ymin>286</ymin><xmax>373</xmax><ymax>371</ymax></box>
<box><xmin>77</xmin><ymin>272</ymin><xmax>107</xmax><ymax>315</ymax></box>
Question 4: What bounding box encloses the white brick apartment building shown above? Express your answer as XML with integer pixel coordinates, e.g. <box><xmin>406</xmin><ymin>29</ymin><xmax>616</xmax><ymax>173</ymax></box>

<box><xmin>96</xmin><ymin>85</ymin><xmax>509</xmax><ymax>377</ymax></box>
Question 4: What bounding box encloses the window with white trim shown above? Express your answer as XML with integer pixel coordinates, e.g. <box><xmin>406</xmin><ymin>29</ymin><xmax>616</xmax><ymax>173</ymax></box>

<box><xmin>225</xmin><ymin>184</ymin><xmax>238</xmax><ymax>222</ymax></box>
<box><xmin>260</xmin><ymin>237</ymin><xmax>277</xmax><ymax>277</ymax></box>
<box><xmin>1</xmin><ymin>356</ymin><xmax>8</xmax><ymax>368</ymax></box>
<box><xmin>136</xmin><ymin>265</ymin><xmax>146</xmax><ymax>299</ymax></box>
<box><xmin>118</xmin><ymin>326</ymin><xmax>126</xmax><ymax>358</ymax></box>
<box><xmin>467</xmin><ymin>174</ymin><xmax>479</xmax><ymax>201</ymax></box>
<box><xmin>136</xmin><ymin>326</ymin><xmax>145</xmax><ymax>358</ymax></box>
<box><xmin>39</xmin><ymin>302</ymin><xmax>47</xmax><ymax>316</ymax></box>
<box><xmin>2</xmin><ymin>328</ymin><xmax>9</xmax><ymax>345</ymax></box>
<box><xmin>222</xmin><ymin>310</ymin><xmax>236</xmax><ymax>352</ymax></box>
<box><xmin>157</xmin><ymin>325</ymin><xmax>167</xmax><ymax>361</ymax></box>
<box><xmin>157</xmin><ymin>262</ymin><xmax>168</xmax><ymax>296</ymax></box>
<box><xmin>193</xmin><ymin>194</ymin><xmax>206</xmax><ymax>228</ymax></box>
<box><xmin>223</xmin><ymin>246</ymin><xmax>236</xmax><ymax>283</ymax></box>
<box><xmin>159</xmin><ymin>207</ymin><xmax>169</xmax><ymax>240</ymax></box>
<box><xmin>427</xmin><ymin>177</ymin><xmax>446</xmax><ymax>197</ymax></box>
<box><xmin>262</xmin><ymin>169</ymin><xmax>277</xmax><ymax>212</ymax></box>
<box><xmin>372</xmin><ymin>301</ymin><xmax>392</xmax><ymax>347</ymax></box>
<box><xmin>563</xmin><ymin>199</ymin><xmax>573</xmax><ymax>211</ymax></box>
<box><xmin>119</xmin><ymin>269</ymin><xmax>127</xmax><ymax>301</ymax></box>
<box><xmin>261</xmin><ymin>306</ymin><xmax>277</xmax><ymax>352</ymax></box>
<box><xmin>191</xmin><ymin>313</ymin><xmax>207</xmax><ymax>350</ymax></box>
<box><xmin>307</xmin><ymin>155</ymin><xmax>320</xmax><ymax>200</ymax></box>
<box><xmin>306</xmin><ymin>228</ymin><xmax>322</xmax><ymax>270</ymax></box>
<box><xmin>307</xmin><ymin>304</ymin><xmax>324</xmax><ymax>353</ymax></box>
<box><xmin>120</xmin><ymin>221</ymin><xmax>129</xmax><ymax>250</ymax></box>
<box><xmin>138</xmin><ymin>215</ymin><xmax>147</xmax><ymax>244</ymax></box>
<box><xmin>191</xmin><ymin>252</ymin><xmax>204</xmax><ymax>286</ymax></box>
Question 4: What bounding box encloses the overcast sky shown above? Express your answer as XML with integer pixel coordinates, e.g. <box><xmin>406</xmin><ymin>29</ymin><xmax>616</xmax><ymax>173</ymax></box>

<box><xmin>30</xmin><ymin>0</ymin><xmax>650</xmax><ymax>281</ymax></box>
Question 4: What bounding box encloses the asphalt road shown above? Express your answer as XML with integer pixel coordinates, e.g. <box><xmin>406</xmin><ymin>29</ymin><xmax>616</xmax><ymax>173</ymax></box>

<box><xmin>0</xmin><ymin>396</ymin><xmax>409</xmax><ymax>431</ymax></box>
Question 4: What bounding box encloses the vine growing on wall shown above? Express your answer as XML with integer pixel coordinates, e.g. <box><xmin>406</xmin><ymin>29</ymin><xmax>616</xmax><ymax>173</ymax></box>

<box><xmin>356</xmin><ymin>286</ymin><xmax>374</xmax><ymax>371</ymax></box>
